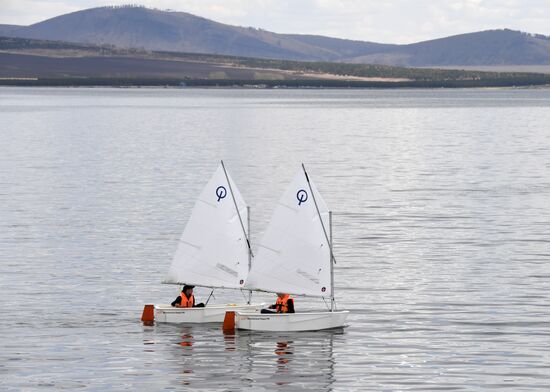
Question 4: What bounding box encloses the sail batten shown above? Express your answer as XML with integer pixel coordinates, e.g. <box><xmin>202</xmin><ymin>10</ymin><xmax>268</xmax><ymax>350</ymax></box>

<box><xmin>163</xmin><ymin>164</ymin><xmax>249</xmax><ymax>289</ymax></box>
<box><xmin>244</xmin><ymin>169</ymin><xmax>332</xmax><ymax>298</ymax></box>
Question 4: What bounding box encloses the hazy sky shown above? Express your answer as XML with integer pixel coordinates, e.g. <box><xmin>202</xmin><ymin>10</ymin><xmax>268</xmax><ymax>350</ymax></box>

<box><xmin>1</xmin><ymin>0</ymin><xmax>549</xmax><ymax>43</ymax></box>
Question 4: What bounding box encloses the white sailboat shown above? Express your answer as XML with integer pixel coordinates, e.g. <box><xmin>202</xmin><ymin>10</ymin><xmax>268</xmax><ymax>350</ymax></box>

<box><xmin>142</xmin><ymin>161</ymin><xmax>263</xmax><ymax>324</ymax></box>
<box><xmin>226</xmin><ymin>164</ymin><xmax>349</xmax><ymax>332</ymax></box>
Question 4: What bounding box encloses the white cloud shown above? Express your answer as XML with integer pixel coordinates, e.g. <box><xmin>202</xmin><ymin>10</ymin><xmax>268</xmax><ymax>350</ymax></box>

<box><xmin>0</xmin><ymin>0</ymin><xmax>549</xmax><ymax>43</ymax></box>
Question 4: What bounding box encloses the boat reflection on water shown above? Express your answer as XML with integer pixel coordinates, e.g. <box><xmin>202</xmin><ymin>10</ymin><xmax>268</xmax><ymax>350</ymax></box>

<box><xmin>275</xmin><ymin>340</ymin><xmax>293</xmax><ymax>365</ymax></box>
<box><xmin>229</xmin><ymin>330</ymin><xmax>340</xmax><ymax>391</ymax></box>
<box><xmin>224</xmin><ymin>332</ymin><xmax>237</xmax><ymax>352</ymax></box>
<box><xmin>274</xmin><ymin>340</ymin><xmax>293</xmax><ymax>386</ymax></box>
<box><xmin>177</xmin><ymin>327</ymin><xmax>195</xmax><ymax>386</ymax></box>
<box><xmin>146</xmin><ymin>323</ymin><xmax>342</xmax><ymax>390</ymax></box>
<box><xmin>179</xmin><ymin>333</ymin><xmax>193</xmax><ymax>347</ymax></box>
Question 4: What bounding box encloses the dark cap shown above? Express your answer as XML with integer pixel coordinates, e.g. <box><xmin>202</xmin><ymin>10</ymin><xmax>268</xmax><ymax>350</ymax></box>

<box><xmin>182</xmin><ymin>285</ymin><xmax>195</xmax><ymax>291</ymax></box>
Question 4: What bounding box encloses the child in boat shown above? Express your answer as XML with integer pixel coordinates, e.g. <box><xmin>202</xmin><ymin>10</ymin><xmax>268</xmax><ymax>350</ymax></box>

<box><xmin>171</xmin><ymin>285</ymin><xmax>205</xmax><ymax>308</ymax></box>
<box><xmin>261</xmin><ymin>293</ymin><xmax>295</xmax><ymax>313</ymax></box>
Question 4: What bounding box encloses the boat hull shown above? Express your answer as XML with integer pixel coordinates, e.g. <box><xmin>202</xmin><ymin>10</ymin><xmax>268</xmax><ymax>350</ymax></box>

<box><xmin>234</xmin><ymin>310</ymin><xmax>349</xmax><ymax>332</ymax></box>
<box><xmin>154</xmin><ymin>304</ymin><xmax>263</xmax><ymax>323</ymax></box>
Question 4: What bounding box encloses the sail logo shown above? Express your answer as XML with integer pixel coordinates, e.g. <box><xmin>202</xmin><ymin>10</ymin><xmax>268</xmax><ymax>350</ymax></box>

<box><xmin>216</xmin><ymin>186</ymin><xmax>227</xmax><ymax>202</ymax></box>
<box><xmin>296</xmin><ymin>189</ymin><xmax>308</xmax><ymax>205</ymax></box>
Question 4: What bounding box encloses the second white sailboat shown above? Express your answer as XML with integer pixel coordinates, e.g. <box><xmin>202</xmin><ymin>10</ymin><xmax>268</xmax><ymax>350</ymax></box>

<box><xmin>226</xmin><ymin>164</ymin><xmax>349</xmax><ymax>332</ymax></box>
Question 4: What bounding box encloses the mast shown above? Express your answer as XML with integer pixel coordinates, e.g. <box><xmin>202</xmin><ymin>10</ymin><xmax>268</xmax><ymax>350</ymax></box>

<box><xmin>329</xmin><ymin>210</ymin><xmax>334</xmax><ymax>312</ymax></box>
<box><xmin>247</xmin><ymin>205</ymin><xmax>252</xmax><ymax>305</ymax></box>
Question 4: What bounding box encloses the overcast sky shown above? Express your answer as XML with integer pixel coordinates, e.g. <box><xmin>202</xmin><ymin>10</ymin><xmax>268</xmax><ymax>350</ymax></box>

<box><xmin>1</xmin><ymin>0</ymin><xmax>549</xmax><ymax>43</ymax></box>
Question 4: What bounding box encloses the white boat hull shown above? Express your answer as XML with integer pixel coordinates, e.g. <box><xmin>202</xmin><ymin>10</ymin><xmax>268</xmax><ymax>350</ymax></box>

<box><xmin>154</xmin><ymin>303</ymin><xmax>264</xmax><ymax>323</ymax></box>
<box><xmin>234</xmin><ymin>310</ymin><xmax>349</xmax><ymax>332</ymax></box>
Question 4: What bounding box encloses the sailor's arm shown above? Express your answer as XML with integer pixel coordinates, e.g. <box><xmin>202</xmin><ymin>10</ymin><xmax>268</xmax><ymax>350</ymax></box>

<box><xmin>171</xmin><ymin>296</ymin><xmax>182</xmax><ymax>307</ymax></box>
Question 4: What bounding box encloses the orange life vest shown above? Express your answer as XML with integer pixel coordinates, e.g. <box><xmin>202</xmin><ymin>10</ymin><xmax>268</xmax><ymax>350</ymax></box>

<box><xmin>178</xmin><ymin>293</ymin><xmax>195</xmax><ymax>308</ymax></box>
<box><xmin>275</xmin><ymin>294</ymin><xmax>291</xmax><ymax>313</ymax></box>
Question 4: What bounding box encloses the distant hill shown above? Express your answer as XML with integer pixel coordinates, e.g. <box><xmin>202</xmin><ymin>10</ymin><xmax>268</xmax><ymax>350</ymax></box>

<box><xmin>1</xmin><ymin>5</ymin><xmax>550</xmax><ymax>67</ymax></box>
<box><xmin>351</xmin><ymin>30</ymin><xmax>550</xmax><ymax>66</ymax></box>
<box><xmin>0</xmin><ymin>6</ymin><xmax>349</xmax><ymax>61</ymax></box>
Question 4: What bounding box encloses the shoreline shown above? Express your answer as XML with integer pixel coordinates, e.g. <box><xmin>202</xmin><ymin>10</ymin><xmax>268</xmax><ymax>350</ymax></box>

<box><xmin>2</xmin><ymin>78</ymin><xmax>550</xmax><ymax>89</ymax></box>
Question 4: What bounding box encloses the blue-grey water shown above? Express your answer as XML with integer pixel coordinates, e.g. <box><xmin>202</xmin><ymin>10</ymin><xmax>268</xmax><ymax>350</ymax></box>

<box><xmin>1</xmin><ymin>87</ymin><xmax>550</xmax><ymax>391</ymax></box>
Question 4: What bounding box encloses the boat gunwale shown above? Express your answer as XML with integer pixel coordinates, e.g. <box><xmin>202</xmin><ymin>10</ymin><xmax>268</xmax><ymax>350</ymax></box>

<box><xmin>235</xmin><ymin>310</ymin><xmax>350</xmax><ymax>317</ymax></box>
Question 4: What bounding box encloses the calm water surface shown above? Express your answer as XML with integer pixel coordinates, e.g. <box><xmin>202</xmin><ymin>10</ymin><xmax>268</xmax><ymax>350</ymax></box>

<box><xmin>1</xmin><ymin>87</ymin><xmax>550</xmax><ymax>391</ymax></box>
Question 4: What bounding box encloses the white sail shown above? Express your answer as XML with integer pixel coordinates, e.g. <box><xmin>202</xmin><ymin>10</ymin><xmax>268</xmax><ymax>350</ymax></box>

<box><xmin>244</xmin><ymin>169</ymin><xmax>332</xmax><ymax>297</ymax></box>
<box><xmin>163</xmin><ymin>164</ymin><xmax>249</xmax><ymax>289</ymax></box>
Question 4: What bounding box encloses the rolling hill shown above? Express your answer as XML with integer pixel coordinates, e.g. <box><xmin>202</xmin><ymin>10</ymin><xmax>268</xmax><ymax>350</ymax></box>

<box><xmin>1</xmin><ymin>5</ymin><xmax>550</xmax><ymax>67</ymax></box>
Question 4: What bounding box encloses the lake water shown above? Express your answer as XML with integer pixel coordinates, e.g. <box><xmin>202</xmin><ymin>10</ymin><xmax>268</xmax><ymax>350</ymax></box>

<box><xmin>1</xmin><ymin>87</ymin><xmax>550</xmax><ymax>391</ymax></box>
